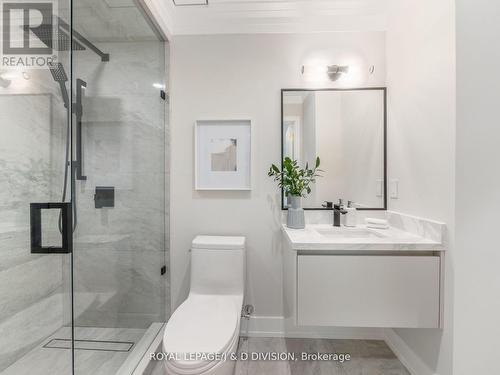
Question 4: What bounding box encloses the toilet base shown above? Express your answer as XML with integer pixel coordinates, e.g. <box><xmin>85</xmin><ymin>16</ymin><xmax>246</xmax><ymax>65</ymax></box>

<box><xmin>163</xmin><ymin>335</ymin><xmax>240</xmax><ymax>375</ymax></box>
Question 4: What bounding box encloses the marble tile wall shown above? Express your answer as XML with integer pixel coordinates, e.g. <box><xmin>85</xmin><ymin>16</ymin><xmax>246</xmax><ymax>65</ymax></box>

<box><xmin>0</xmin><ymin>90</ymin><xmax>68</xmax><ymax>371</ymax></box>
<box><xmin>68</xmin><ymin>40</ymin><xmax>168</xmax><ymax>329</ymax></box>
<box><xmin>0</xmin><ymin>39</ymin><xmax>168</xmax><ymax>371</ymax></box>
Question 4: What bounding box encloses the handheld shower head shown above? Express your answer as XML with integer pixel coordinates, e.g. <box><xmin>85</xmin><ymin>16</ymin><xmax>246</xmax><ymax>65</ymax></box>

<box><xmin>49</xmin><ymin>62</ymin><xmax>68</xmax><ymax>82</ymax></box>
<box><xmin>48</xmin><ymin>62</ymin><xmax>69</xmax><ymax>108</ymax></box>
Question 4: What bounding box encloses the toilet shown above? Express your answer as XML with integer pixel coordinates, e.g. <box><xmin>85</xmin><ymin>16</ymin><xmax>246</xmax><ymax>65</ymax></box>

<box><xmin>163</xmin><ymin>236</ymin><xmax>246</xmax><ymax>375</ymax></box>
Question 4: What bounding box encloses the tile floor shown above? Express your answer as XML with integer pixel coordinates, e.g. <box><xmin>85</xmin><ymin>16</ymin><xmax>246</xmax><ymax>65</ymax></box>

<box><xmin>151</xmin><ymin>337</ymin><xmax>410</xmax><ymax>375</ymax></box>
<box><xmin>2</xmin><ymin>326</ymin><xmax>149</xmax><ymax>375</ymax></box>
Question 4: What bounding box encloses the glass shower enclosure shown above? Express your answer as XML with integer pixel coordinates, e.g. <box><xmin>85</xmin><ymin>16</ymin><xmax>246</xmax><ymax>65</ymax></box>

<box><xmin>0</xmin><ymin>0</ymin><xmax>168</xmax><ymax>374</ymax></box>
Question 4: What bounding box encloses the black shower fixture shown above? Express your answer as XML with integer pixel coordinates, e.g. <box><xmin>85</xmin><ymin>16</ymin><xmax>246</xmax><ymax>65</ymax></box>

<box><xmin>48</xmin><ymin>62</ymin><xmax>88</xmax><ymax>181</ymax></box>
<box><xmin>26</xmin><ymin>16</ymin><xmax>110</xmax><ymax>62</ymax></box>
<box><xmin>46</xmin><ymin>18</ymin><xmax>110</xmax><ymax>234</ymax></box>
<box><xmin>48</xmin><ymin>62</ymin><xmax>69</xmax><ymax>109</ymax></box>
<box><xmin>75</xmin><ymin>78</ymin><xmax>87</xmax><ymax>181</ymax></box>
<box><xmin>94</xmin><ymin>187</ymin><xmax>115</xmax><ymax>209</ymax></box>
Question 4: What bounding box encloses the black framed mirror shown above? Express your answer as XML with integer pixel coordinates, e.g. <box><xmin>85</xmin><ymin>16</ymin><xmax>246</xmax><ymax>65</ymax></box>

<box><xmin>281</xmin><ymin>87</ymin><xmax>387</xmax><ymax>210</ymax></box>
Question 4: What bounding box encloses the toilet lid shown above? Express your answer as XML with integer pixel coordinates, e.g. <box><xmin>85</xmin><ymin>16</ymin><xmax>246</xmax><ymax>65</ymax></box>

<box><xmin>192</xmin><ymin>236</ymin><xmax>246</xmax><ymax>250</ymax></box>
<box><xmin>163</xmin><ymin>294</ymin><xmax>240</xmax><ymax>370</ymax></box>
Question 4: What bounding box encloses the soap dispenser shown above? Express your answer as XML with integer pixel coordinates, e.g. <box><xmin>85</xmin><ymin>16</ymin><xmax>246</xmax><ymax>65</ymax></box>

<box><xmin>345</xmin><ymin>201</ymin><xmax>357</xmax><ymax>227</ymax></box>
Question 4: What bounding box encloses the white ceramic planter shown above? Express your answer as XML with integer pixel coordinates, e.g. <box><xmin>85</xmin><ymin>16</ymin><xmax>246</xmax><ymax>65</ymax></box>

<box><xmin>287</xmin><ymin>195</ymin><xmax>305</xmax><ymax>229</ymax></box>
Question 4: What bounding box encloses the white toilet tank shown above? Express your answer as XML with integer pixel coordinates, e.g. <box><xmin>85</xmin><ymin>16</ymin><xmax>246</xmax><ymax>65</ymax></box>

<box><xmin>190</xmin><ymin>236</ymin><xmax>246</xmax><ymax>296</ymax></box>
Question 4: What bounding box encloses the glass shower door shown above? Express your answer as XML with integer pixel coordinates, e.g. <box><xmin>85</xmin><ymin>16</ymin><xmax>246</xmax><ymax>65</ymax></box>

<box><xmin>0</xmin><ymin>0</ymin><xmax>167</xmax><ymax>372</ymax></box>
<box><xmin>0</xmin><ymin>1</ymin><xmax>73</xmax><ymax>373</ymax></box>
<box><xmin>70</xmin><ymin>1</ymin><xmax>167</xmax><ymax>374</ymax></box>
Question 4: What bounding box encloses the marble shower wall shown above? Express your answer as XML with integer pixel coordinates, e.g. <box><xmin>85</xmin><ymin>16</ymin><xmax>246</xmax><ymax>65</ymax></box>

<box><xmin>68</xmin><ymin>40</ymin><xmax>167</xmax><ymax>329</ymax></box>
<box><xmin>0</xmin><ymin>12</ymin><xmax>167</xmax><ymax>373</ymax></box>
<box><xmin>0</xmin><ymin>70</ymin><xmax>70</xmax><ymax>371</ymax></box>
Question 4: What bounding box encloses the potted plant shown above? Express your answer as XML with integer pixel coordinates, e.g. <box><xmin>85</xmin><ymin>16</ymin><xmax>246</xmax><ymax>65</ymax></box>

<box><xmin>268</xmin><ymin>156</ymin><xmax>322</xmax><ymax>229</ymax></box>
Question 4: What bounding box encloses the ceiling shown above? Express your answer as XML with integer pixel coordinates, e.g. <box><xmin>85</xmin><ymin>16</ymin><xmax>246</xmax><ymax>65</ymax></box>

<box><xmin>165</xmin><ymin>0</ymin><xmax>389</xmax><ymax>35</ymax></box>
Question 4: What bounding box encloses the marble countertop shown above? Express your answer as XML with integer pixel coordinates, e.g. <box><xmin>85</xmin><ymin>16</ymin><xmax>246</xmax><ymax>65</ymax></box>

<box><xmin>282</xmin><ymin>224</ymin><xmax>444</xmax><ymax>251</ymax></box>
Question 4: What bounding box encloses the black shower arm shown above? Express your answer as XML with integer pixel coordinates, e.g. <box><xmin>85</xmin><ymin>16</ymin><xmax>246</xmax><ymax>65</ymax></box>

<box><xmin>58</xmin><ymin>17</ymin><xmax>110</xmax><ymax>62</ymax></box>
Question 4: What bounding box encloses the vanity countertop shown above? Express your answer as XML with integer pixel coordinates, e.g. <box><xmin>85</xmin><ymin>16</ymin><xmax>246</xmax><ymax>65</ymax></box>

<box><xmin>282</xmin><ymin>224</ymin><xmax>444</xmax><ymax>252</ymax></box>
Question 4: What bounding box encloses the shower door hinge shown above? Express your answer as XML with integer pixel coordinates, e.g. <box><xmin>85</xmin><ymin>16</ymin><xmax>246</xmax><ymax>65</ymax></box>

<box><xmin>160</xmin><ymin>90</ymin><xmax>166</xmax><ymax>101</ymax></box>
<box><xmin>161</xmin><ymin>265</ymin><xmax>166</xmax><ymax>275</ymax></box>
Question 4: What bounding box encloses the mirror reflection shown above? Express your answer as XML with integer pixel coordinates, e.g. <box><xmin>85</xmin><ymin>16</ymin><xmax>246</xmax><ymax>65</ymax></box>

<box><xmin>282</xmin><ymin>88</ymin><xmax>386</xmax><ymax>210</ymax></box>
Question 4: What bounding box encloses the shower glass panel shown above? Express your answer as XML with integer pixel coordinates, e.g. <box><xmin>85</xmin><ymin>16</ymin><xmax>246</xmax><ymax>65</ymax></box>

<box><xmin>0</xmin><ymin>0</ymin><xmax>73</xmax><ymax>373</ymax></box>
<box><xmin>71</xmin><ymin>1</ymin><xmax>167</xmax><ymax>374</ymax></box>
<box><xmin>0</xmin><ymin>0</ymin><xmax>167</xmax><ymax>374</ymax></box>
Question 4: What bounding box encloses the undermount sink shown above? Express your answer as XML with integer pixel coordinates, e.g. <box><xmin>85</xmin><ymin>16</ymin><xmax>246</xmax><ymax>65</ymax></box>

<box><xmin>315</xmin><ymin>227</ymin><xmax>386</xmax><ymax>239</ymax></box>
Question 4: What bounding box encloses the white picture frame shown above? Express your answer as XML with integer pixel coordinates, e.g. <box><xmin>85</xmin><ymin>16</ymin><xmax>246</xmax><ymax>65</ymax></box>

<box><xmin>195</xmin><ymin>119</ymin><xmax>252</xmax><ymax>190</ymax></box>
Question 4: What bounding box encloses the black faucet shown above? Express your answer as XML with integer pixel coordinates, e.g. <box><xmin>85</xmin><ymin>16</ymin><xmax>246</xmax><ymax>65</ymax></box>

<box><xmin>322</xmin><ymin>200</ymin><xmax>348</xmax><ymax>227</ymax></box>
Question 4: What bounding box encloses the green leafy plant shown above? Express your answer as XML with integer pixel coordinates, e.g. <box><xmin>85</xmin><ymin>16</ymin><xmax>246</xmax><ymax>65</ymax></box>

<box><xmin>268</xmin><ymin>157</ymin><xmax>322</xmax><ymax>197</ymax></box>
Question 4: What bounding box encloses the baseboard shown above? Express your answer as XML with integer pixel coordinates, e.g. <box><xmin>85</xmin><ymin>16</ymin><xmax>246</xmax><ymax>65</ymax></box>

<box><xmin>384</xmin><ymin>329</ymin><xmax>436</xmax><ymax>375</ymax></box>
<box><xmin>240</xmin><ymin>315</ymin><xmax>384</xmax><ymax>340</ymax></box>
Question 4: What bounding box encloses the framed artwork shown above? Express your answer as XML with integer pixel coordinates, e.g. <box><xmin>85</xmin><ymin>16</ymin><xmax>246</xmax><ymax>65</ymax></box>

<box><xmin>195</xmin><ymin>119</ymin><xmax>251</xmax><ymax>190</ymax></box>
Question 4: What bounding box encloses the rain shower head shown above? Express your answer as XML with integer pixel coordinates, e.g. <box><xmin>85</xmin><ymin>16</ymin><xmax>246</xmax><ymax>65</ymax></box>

<box><xmin>24</xmin><ymin>23</ymin><xmax>86</xmax><ymax>52</ymax></box>
<box><xmin>25</xmin><ymin>16</ymin><xmax>109</xmax><ymax>61</ymax></box>
<box><xmin>48</xmin><ymin>62</ymin><xmax>70</xmax><ymax>108</ymax></box>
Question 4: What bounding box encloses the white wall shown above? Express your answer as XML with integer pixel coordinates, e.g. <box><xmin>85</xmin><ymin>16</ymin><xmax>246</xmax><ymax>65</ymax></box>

<box><xmin>143</xmin><ymin>0</ymin><xmax>174</xmax><ymax>39</ymax></box>
<box><xmin>170</xmin><ymin>32</ymin><xmax>386</xmax><ymax>317</ymax></box>
<box><xmin>455</xmin><ymin>1</ymin><xmax>500</xmax><ymax>374</ymax></box>
<box><xmin>385</xmin><ymin>0</ymin><xmax>455</xmax><ymax>374</ymax></box>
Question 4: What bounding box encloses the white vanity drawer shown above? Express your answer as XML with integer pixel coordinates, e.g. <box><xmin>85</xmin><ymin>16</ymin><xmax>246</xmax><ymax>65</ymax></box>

<box><xmin>297</xmin><ymin>255</ymin><xmax>440</xmax><ymax>328</ymax></box>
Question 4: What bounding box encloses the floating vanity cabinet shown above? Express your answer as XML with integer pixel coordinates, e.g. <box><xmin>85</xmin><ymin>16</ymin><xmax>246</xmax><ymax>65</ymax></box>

<box><xmin>282</xmin><ymin>224</ymin><xmax>446</xmax><ymax>330</ymax></box>
<box><xmin>297</xmin><ymin>254</ymin><xmax>441</xmax><ymax>328</ymax></box>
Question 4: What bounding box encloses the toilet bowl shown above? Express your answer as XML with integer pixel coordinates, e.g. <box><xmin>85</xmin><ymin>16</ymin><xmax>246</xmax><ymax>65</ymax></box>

<box><xmin>163</xmin><ymin>236</ymin><xmax>246</xmax><ymax>375</ymax></box>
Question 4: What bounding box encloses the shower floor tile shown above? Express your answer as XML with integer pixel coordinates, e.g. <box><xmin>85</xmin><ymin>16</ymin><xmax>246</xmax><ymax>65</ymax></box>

<box><xmin>1</xmin><ymin>326</ymin><xmax>147</xmax><ymax>375</ymax></box>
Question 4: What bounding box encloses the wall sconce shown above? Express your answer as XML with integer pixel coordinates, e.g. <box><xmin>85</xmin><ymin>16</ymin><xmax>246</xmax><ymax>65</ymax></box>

<box><xmin>326</xmin><ymin>65</ymin><xmax>349</xmax><ymax>81</ymax></box>
<box><xmin>301</xmin><ymin>64</ymin><xmax>349</xmax><ymax>82</ymax></box>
